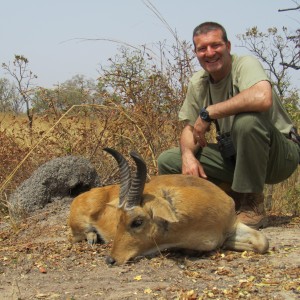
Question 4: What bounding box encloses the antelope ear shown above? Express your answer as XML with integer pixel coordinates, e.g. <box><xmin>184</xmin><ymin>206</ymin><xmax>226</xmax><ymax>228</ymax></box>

<box><xmin>150</xmin><ymin>198</ymin><xmax>179</xmax><ymax>223</ymax></box>
<box><xmin>106</xmin><ymin>198</ymin><xmax>119</xmax><ymax>208</ymax></box>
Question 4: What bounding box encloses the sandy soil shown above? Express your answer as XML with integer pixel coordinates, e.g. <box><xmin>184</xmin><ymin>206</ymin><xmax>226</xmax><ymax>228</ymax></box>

<box><xmin>0</xmin><ymin>198</ymin><xmax>299</xmax><ymax>300</ymax></box>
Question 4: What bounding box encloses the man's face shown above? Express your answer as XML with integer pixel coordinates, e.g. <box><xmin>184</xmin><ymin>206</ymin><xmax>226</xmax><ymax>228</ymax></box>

<box><xmin>193</xmin><ymin>29</ymin><xmax>231</xmax><ymax>82</ymax></box>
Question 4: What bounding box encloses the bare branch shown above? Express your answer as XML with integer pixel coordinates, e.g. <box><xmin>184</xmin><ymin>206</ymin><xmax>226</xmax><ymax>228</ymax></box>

<box><xmin>278</xmin><ymin>6</ymin><xmax>300</xmax><ymax>12</ymax></box>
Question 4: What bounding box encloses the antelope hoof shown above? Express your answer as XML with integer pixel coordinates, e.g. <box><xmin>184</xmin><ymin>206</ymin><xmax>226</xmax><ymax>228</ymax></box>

<box><xmin>86</xmin><ymin>232</ymin><xmax>98</xmax><ymax>245</ymax></box>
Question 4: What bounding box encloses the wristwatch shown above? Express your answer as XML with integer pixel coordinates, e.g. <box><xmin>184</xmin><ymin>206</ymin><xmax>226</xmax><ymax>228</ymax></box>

<box><xmin>199</xmin><ymin>107</ymin><xmax>212</xmax><ymax>123</ymax></box>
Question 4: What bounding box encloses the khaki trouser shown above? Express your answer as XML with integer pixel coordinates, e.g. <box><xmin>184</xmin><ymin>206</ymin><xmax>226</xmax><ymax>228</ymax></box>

<box><xmin>158</xmin><ymin>113</ymin><xmax>299</xmax><ymax>193</ymax></box>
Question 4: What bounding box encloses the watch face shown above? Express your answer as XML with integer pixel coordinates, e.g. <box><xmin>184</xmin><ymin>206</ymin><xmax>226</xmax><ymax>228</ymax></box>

<box><xmin>200</xmin><ymin>109</ymin><xmax>209</xmax><ymax>121</ymax></box>
<box><xmin>201</xmin><ymin>111</ymin><xmax>208</xmax><ymax>118</ymax></box>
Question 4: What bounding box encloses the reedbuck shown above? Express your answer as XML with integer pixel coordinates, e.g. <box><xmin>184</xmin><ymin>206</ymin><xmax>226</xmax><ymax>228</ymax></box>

<box><xmin>69</xmin><ymin>148</ymin><xmax>269</xmax><ymax>265</ymax></box>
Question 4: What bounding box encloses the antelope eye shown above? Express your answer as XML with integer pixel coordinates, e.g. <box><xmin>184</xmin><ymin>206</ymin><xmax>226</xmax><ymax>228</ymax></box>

<box><xmin>131</xmin><ymin>218</ymin><xmax>144</xmax><ymax>228</ymax></box>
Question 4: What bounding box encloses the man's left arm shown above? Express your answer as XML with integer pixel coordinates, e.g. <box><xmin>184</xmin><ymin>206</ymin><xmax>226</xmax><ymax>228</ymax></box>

<box><xmin>206</xmin><ymin>80</ymin><xmax>272</xmax><ymax>120</ymax></box>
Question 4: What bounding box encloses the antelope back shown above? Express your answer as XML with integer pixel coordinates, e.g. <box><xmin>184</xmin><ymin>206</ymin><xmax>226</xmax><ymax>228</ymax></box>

<box><xmin>69</xmin><ymin>148</ymin><xmax>268</xmax><ymax>266</ymax></box>
<box><xmin>108</xmin><ymin>174</ymin><xmax>237</xmax><ymax>264</ymax></box>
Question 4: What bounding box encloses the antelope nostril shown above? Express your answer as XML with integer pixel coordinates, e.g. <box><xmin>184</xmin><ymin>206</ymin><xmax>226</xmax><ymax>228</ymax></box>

<box><xmin>105</xmin><ymin>256</ymin><xmax>116</xmax><ymax>266</ymax></box>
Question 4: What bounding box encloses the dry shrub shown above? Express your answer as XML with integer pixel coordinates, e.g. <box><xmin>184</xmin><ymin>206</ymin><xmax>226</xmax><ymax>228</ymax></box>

<box><xmin>0</xmin><ymin>129</ymin><xmax>32</xmax><ymax>215</ymax></box>
<box><xmin>266</xmin><ymin>169</ymin><xmax>300</xmax><ymax>215</ymax></box>
<box><xmin>0</xmin><ymin>43</ymin><xmax>299</xmax><ymax>219</ymax></box>
<box><xmin>0</xmin><ymin>101</ymin><xmax>183</xmax><ymax>217</ymax></box>
<box><xmin>1</xmin><ymin>103</ymin><xmax>299</xmax><ymax>219</ymax></box>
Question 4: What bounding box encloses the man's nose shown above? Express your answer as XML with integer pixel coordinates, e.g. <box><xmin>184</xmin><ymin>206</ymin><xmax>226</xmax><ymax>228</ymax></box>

<box><xmin>205</xmin><ymin>46</ymin><xmax>215</xmax><ymax>56</ymax></box>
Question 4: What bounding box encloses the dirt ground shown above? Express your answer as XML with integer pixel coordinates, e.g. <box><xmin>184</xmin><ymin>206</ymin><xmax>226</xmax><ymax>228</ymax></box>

<box><xmin>0</xmin><ymin>198</ymin><xmax>299</xmax><ymax>300</ymax></box>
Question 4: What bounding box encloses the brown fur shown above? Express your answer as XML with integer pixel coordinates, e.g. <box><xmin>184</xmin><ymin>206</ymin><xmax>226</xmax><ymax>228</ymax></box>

<box><xmin>68</xmin><ymin>174</ymin><xmax>269</xmax><ymax>264</ymax></box>
<box><xmin>69</xmin><ymin>185</ymin><xmax>119</xmax><ymax>243</ymax></box>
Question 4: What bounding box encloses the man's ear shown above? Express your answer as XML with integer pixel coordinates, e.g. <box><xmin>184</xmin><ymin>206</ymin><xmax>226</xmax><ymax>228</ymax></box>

<box><xmin>227</xmin><ymin>40</ymin><xmax>231</xmax><ymax>51</ymax></box>
<box><xmin>149</xmin><ymin>198</ymin><xmax>179</xmax><ymax>223</ymax></box>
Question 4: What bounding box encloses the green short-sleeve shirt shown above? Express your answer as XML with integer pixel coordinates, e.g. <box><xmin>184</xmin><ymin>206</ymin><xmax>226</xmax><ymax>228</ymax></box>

<box><xmin>179</xmin><ymin>54</ymin><xmax>293</xmax><ymax>134</ymax></box>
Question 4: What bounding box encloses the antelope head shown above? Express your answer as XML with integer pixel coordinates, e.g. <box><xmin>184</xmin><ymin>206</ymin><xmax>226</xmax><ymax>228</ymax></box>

<box><xmin>104</xmin><ymin>148</ymin><xmax>178</xmax><ymax>265</ymax></box>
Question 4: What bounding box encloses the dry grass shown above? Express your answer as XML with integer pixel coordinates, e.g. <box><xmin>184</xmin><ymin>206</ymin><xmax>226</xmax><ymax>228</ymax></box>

<box><xmin>0</xmin><ymin>102</ymin><xmax>299</xmax><ymax>222</ymax></box>
<box><xmin>0</xmin><ymin>103</ymin><xmax>182</xmax><ymax>216</ymax></box>
<box><xmin>266</xmin><ymin>169</ymin><xmax>300</xmax><ymax>215</ymax></box>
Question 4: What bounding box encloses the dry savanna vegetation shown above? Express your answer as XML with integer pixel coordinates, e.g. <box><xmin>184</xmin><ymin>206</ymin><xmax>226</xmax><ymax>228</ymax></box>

<box><xmin>0</xmin><ymin>102</ymin><xmax>298</xmax><ymax>220</ymax></box>
<box><xmin>0</xmin><ymin>101</ymin><xmax>299</xmax><ymax>299</ymax></box>
<box><xmin>0</xmin><ymin>14</ymin><xmax>299</xmax><ymax>298</ymax></box>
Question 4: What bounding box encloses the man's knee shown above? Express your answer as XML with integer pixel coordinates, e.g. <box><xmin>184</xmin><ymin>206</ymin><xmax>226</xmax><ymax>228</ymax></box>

<box><xmin>232</xmin><ymin>113</ymin><xmax>267</xmax><ymax>138</ymax></box>
<box><xmin>157</xmin><ymin>151</ymin><xmax>169</xmax><ymax>174</ymax></box>
<box><xmin>157</xmin><ymin>148</ymin><xmax>182</xmax><ymax>175</ymax></box>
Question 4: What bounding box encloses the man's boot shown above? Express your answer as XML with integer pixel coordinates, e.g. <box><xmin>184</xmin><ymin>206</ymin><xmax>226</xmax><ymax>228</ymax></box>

<box><xmin>236</xmin><ymin>193</ymin><xmax>268</xmax><ymax>230</ymax></box>
<box><xmin>217</xmin><ymin>182</ymin><xmax>242</xmax><ymax>211</ymax></box>
<box><xmin>225</xmin><ymin>189</ymin><xmax>242</xmax><ymax>211</ymax></box>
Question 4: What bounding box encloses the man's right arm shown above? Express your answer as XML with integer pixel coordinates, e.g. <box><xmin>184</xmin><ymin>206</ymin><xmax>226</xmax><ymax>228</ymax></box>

<box><xmin>180</xmin><ymin>124</ymin><xmax>208</xmax><ymax>178</ymax></box>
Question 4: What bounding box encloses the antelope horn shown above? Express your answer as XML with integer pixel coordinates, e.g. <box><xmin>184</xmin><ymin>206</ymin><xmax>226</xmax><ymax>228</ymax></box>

<box><xmin>103</xmin><ymin>148</ymin><xmax>131</xmax><ymax>207</ymax></box>
<box><xmin>125</xmin><ymin>150</ymin><xmax>147</xmax><ymax>210</ymax></box>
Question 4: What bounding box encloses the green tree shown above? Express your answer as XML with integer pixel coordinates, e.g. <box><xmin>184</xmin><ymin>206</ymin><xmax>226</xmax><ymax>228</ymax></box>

<box><xmin>31</xmin><ymin>87</ymin><xmax>59</xmax><ymax>115</ymax></box>
<box><xmin>32</xmin><ymin>75</ymin><xmax>101</xmax><ymax>114</ymax></box>
<box><xmin>58</xmin><ymin>75</ymin><xmax>99</xmax><ymax>109</ymax></box>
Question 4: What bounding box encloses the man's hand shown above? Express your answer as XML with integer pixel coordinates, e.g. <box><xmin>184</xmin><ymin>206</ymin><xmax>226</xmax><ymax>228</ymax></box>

<box><xmin>180</xmin><ymin>123</ymin><xmax>208</xmax><ymax>179</ymax></box>
<box><xmin>193</xmin><ymin>116</ymin><xmax>211</xmax><ymax>147</ymax></box>
<box><xmin>182</xmin><ymin>151</ymin><xmax>207</xmax><ymax>178</ymax></box>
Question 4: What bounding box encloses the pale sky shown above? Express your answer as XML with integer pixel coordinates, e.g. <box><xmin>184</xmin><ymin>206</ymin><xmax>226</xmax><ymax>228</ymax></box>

<box><xmin>1</xmin><ymin>0</ymin><xmax>299</xmax><ymax>88</ymax></box>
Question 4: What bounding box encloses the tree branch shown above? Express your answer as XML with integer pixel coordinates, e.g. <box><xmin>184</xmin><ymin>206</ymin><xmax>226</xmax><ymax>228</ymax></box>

<box><xmin>278</xmin><ymin>6</ymin><xmax>300</xmax><ymax>12</ymax></box>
